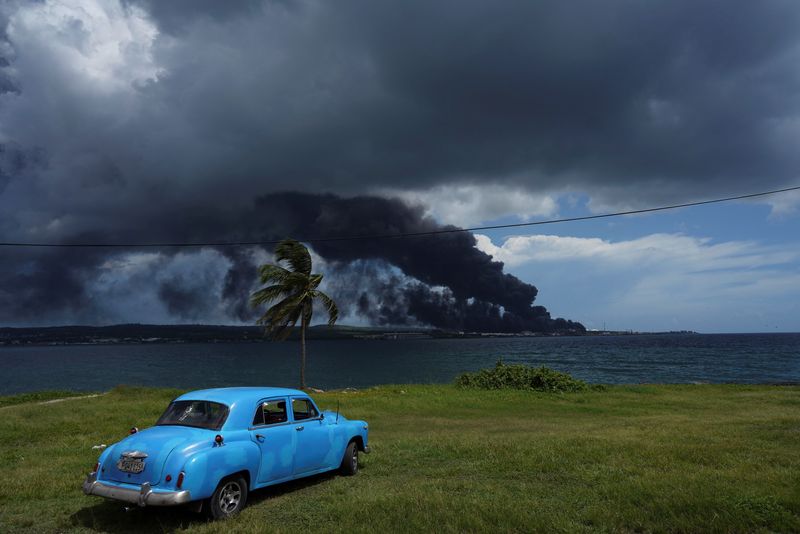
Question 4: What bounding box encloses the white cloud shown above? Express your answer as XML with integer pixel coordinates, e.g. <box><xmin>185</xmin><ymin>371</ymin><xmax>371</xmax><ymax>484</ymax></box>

<box><xmin>6</xmin><ymin>0</ymin><xmax>163</xmax><ymax>95</ymax></box>
<box><xmin>475</xmin><ymin>232</ymin><xmax>800</xmax><ymax>331</ymax></box>
<box><xmin>0</xmin><ymin>0</ymin><xmax>171</xmax><ymax>230</ymax></box>
<box><xmin>475</xmin><ymin>232</ymin><xmax>797</xmax><ymax>270</ymax></box>
<box><xmin>767</xmin><ymin>188</ymin><xmax>800</xmax><ymax>218</ymax></box>
<box><xmin>380</xmin><ymin>184</ymin><xmax>558</xmax><ymax>227</ymax></box>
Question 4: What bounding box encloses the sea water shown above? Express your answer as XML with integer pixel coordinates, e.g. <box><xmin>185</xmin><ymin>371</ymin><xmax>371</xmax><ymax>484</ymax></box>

<box><xmin>1</xmin><ymin>333</ymin><xmax>798</xmax><ymax>394</ymax></box>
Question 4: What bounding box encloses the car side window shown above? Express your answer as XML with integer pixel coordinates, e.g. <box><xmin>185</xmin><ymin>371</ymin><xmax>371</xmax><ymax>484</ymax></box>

<box><xmin>252</xmin><ymin>399</ymin><xmax>288</xmax><ymax>426</ymax></box>
<box><xmin>291</xmin><ymin>398</ymin><xmax>318</xmax><ymax>421</ymax></box>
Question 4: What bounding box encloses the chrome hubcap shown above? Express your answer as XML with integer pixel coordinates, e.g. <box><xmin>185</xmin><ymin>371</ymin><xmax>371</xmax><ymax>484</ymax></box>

<box><xmin>218</xmin><ymin>481</ymin><xmax>241</xmax><ymax>514</ymax></box>
<box><xmin>351</xmin><ymin>448</ymin><xmax>358</xmax><ymax>470</ymax></box>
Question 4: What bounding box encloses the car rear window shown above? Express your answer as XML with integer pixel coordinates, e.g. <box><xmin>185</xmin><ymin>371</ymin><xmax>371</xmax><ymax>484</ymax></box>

<box><xmin>156</xmin><ymin>400</ymin><xmax>229</xmax><ymax>430</ymax></box>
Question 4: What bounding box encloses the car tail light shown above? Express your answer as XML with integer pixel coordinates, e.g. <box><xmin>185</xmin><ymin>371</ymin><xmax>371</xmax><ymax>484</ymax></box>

<box><xmin>176</xmin><ymin>472</ymin><xmax>185</xmax><ymax>489</ymax></box>
<box><xmin>215</xmin><ymin>434</ymin><xmax>223</xmax><ymax>445</ymax></box>
<box><xmin>129</xmin><ymin>426</ymin><xmax>138</xmax><ymax>434</ymax></box>
<box><xmin>165</xmin><ymin>474</ymin><xmax>172</xmax><ymax>482</ymax></box>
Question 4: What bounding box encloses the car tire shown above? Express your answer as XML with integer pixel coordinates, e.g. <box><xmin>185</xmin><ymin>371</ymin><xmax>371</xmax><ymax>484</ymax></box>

<box><xmin>339</xmin><ymin>440</ymin><xmax>359</xmax><ymax>476</ymax></box>
<box><xmin>207</xmin><ymin>474</ymin><xmax>248</xmax><ymax>520</ymax></box>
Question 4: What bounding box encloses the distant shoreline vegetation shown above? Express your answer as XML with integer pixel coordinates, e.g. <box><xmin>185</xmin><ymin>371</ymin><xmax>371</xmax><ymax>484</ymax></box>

<box><xmin>0</xmin><ymin>324</ymin><xmax>700</xmax><ymax>347</ymax></box>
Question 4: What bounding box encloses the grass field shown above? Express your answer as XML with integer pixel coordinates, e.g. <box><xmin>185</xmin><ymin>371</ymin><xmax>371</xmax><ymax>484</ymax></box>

<box><xmin>1</xmin><ymin>384</ymin><xmax>799</xmax><ymax>533</ymax></box>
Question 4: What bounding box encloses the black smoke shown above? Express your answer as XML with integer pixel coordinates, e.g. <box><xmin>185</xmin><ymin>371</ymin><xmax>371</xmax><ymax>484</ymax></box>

<box><xmin>0</xmin><ymin>192</ymin><xmax>583</xmax><ymax>332</ymax></box>
<box><xmin>238</xmin><ymin>193</ymin><xmax>584</xmax><ymax>332</ymax></box>
<box><xmin>220</xmin><ymin>247</ymin><xmax>259</xmax><ymax>321</ymax></box>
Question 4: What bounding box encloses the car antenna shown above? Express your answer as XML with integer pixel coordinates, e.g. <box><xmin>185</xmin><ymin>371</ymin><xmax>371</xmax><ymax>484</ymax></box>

<box><xmin>336</xmin><ymin>399</ymin><xmax>340</xmax><ymax>424</ymax></box>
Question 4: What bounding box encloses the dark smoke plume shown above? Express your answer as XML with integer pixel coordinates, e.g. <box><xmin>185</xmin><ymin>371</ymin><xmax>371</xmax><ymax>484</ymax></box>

<box><xmin>239</xmin><ymin>193</ymin><xmax>583</xmax><ymax>332</ymax></box>
<box><xmin>0</xmin><ymin>192</ymin><xmax>583</xmax><ymax>332</ymax></box>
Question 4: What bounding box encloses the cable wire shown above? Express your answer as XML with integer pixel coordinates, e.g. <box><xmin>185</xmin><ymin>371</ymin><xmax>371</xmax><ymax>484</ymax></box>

<box><xmin>0</xmin><ymin>184</ymin><xmax>798</xmax><ymax>248</ymax></box>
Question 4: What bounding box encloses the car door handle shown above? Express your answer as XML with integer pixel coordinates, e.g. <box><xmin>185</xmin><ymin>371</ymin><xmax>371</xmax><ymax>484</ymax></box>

<box><xmin>255</xmin><ymin>434</ymin><xmax>265</xmax><ymax>440</ymax></box>
<box><xmin>295</xmin><ymin>426</ymin><xmax>304</xmax><ymax>431</ymax></box>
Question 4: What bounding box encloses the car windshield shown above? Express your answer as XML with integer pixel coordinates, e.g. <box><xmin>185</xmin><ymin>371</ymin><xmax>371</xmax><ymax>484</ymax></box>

<box><xmin>156</xmin><ymin>400</ymin><xmax>229</xmax><ymax>430</ymax></box>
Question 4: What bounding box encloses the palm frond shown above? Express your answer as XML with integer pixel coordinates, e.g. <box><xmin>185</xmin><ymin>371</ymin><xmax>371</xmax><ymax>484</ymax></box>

<box><xmin>250</xmin><ymin>284</ymin><xmax>288</xmax><ymax>308</ymax></box>
<box><xmin>256</xmin><ymin>292</ymin><xmax>303</xmax><ymax>324</ymax></box>
<box><xmin>283</xmin><ymin>271</ymin><xmax>314</xmax><ymax>288</ymax></box>
<box><xmin>251</xmin><ymin>239</ymin><xmax>339</xmax><ymax>348</ymax></box>
<box><xmin>266</xmin><ymin>307</ymin><xmax>303</xmax><ymax>341</ymax></box>
<box><xmin>256</xmin><ymin>293</ymin><xmax>304</xmax><ymax>340</ymax></box>
<box><xmin>308</xmin><ymin>273</ymin><xmax>323</xmax><ymax>290</ymax></box>
<box><xmin>275</xmin><ymin>239</ymin><xmax>312</xmax><ymax>276</ymax></box>
<box><xmin>314</xmin><ymin>289</ymin><xmax>339</xmax><ymax>326</ymax></box>
<box><xmin>257</xmin><ymin>264</ymin><xmax>291</xmax><ymax>284</ymax></box>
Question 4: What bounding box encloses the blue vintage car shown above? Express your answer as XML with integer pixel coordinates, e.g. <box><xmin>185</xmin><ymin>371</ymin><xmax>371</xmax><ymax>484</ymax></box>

<box><xmin>82</xmin><ymin>387</ymin><xmax>370</xmax><ymax>519</ymax></box>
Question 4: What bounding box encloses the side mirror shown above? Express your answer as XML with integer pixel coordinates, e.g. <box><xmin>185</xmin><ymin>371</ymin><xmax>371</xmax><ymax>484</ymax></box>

<box><xmin>319</xmin><ymin>413</ymin><xmax>325</xmax><ymax>421</ymax></box>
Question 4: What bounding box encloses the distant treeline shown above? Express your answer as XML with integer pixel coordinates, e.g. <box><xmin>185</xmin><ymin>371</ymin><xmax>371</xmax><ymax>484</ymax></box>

<box><xmin>0</xmin><ymin>323</ymin><xmax>603</xmax><ymax>346</ymax></box>
<box><xmin>0</xmin><ymin>324</ymin><xmax>394</xmax><ymax>345</ymax></box>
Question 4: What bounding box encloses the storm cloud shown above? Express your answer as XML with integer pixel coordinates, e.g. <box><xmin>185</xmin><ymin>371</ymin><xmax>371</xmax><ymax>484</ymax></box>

<box><xmin>0</xmin><ymin>0</ymin><xmax>798</xmax><ymax>326</ymax></box>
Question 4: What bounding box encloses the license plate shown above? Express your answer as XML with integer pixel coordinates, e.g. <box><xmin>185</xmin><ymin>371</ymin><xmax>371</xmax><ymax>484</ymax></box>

<box><xmin>117</xmin><ymin>458</ymin><xmax>145</xmax><ymax>474</ymax></box>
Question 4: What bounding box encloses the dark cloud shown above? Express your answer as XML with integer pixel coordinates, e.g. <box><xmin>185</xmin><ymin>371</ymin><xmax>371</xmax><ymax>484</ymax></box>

<box><xmin>0</xmin><ymin>143</ymin><xmax>46</xmax><ymax>195</ymax></box>
<box><xmin>123</xmin><ymin>0</ymin><xmax>266</xmax><ymax>34</ymax></box>
<box><xmin>3</xmin><ymin>0</ymin><xmax>799</xmax><ymax>223</ymax></box>
<box><xmin>0</xmin><ymin>0</ymin><xmax>798</xmax><ymax>326</ymax></box>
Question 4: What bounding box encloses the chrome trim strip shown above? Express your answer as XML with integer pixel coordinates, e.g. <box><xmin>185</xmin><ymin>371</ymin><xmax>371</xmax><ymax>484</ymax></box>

<box><xmin>297</xmin><ymin>416</ymin><xmax>323</xmax><ymax>423</ymax></box>
<box><xmin>248</xmin><ymin>420</ymin><xmax>292</xmax><ymax>430</ymax></box>
<box><xmin>248</xmin><ymin>414</ymin><xmax>324</xmax><ymax>431</ymax></box>
<box><xmin>82</xmin><ymin>472</ymin><xmax>191</xmax><ymax>507</ymax></box>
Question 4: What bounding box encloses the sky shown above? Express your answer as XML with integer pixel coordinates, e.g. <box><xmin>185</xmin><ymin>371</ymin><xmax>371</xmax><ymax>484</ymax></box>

<box><xmin>0</xmin><ymin>0</ymin><xmax>798</xmax><ymax>332</ymax></box>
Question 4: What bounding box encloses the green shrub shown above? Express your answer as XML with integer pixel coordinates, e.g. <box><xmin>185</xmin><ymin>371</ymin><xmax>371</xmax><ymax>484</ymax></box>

<box><xmin>455</xmin><ymin>360</ymin><xmax>594</xmax><ymax>392</ymax></box>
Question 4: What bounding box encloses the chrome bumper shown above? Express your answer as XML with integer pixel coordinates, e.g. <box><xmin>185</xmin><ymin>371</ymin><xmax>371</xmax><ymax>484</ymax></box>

<box><xmin>364</xmin><ymin>446</ymin><xmax>371</xmax><ymax>454</ymax></box>
<box><xmin>82</xmin><ymin>472</ymin><xmax>191</xmax><ymax>507</ymax></box>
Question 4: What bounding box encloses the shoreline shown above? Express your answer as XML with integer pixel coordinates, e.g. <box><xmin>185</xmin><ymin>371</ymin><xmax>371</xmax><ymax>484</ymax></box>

<box><xmin>2</xmin><ymin>382</ymin><xmax>800</xmax><ymax>407</ymax></box>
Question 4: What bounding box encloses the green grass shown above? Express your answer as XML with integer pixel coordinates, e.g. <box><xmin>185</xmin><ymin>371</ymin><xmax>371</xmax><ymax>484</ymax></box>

<box><xmin>0</xmin><ymin>390</ymin><xmax>96</xmax><ymax>409</ymax></box>
<box><xmin>1</xmin><ymin>384</ymin><xmax>799</xmax><ymax>533</ymax></box>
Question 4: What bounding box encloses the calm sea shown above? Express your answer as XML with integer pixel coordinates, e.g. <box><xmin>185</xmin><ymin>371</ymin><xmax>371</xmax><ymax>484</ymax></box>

<box><xmin>1</xmin><ymin>333</ymin><xmax>799</xmax><ymax>395</ymax></box>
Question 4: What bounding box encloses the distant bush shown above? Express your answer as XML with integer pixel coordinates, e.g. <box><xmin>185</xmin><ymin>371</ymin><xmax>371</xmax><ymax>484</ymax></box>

<box><xmin>455</xmin><ymin>361</ymin><xmax>595</xmax><ymax>393</ymax></box>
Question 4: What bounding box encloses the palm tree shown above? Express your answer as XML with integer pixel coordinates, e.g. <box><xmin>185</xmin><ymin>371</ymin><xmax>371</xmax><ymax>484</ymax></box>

<box><xmin>251</xmin><ymin>239</ymin><xmax>338</xmax><ymax>389</ymax></box>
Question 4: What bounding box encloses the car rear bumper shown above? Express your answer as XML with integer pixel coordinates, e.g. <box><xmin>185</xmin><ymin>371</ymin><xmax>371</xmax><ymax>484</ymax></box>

<box><xmin>82</xmin><ymin>472</ymin><xmax>191</xmax><ymax>507</ymax></box>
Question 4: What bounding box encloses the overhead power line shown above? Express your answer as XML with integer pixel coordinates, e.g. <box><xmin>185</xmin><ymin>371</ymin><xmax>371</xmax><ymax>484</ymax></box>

<box><xmin>0</xmin><ymin>184</ymin><xmax>798</xmax><ymax>248</ymax></box>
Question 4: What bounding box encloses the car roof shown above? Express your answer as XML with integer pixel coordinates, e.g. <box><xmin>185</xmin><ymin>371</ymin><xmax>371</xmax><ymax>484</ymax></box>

<box><xmin>175</xmin><ymin>387</ymin><xmax>307</xmax><ymax>406</ymax></box>
<box><xmin>174</xmin><ymin>387</ymin><xmax>314</xmax><ymax>430</ymax></box>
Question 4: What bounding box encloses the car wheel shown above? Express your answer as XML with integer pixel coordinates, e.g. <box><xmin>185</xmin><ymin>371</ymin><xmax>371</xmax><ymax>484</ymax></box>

<box><xmin>207</xmin><ymin>475</ymin><xmax>248</xmax><ymax>520</ymax></box>
<box><xmin>340</xmin><ymin>440</ymin><xmax>359</xmax><ymax>476</ymax></box>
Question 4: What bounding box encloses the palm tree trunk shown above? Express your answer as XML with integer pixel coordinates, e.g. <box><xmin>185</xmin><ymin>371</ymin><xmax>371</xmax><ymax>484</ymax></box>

<box><xmin>300</xmin><ymin>317</ymin><xmax>307</xmax><ymax>390</ymax></box>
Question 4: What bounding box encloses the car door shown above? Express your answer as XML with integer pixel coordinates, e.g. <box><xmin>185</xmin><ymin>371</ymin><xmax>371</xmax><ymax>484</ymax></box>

<box><xmin>291</xmin><ymin>397</ymin><xmax>330</xmax><ymax>475</ymax></box>
<box><xmin>249</xmin><ymin>397</ymin><xmax>295</xmax><ymax>485</ymax></box>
